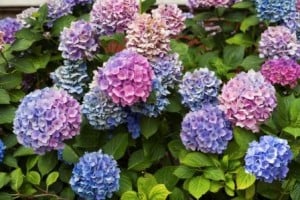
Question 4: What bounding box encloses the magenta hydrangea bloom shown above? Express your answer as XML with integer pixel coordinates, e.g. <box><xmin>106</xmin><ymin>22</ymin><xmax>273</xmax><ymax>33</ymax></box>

<box><xmin>13</xmin><ymin>88</ymin><xmax>81</xmax><ymax>154</ymax></box>
<box><xmin>59</xmin><ymin>20</ymin><xmax>98</xmax><ymax>61</ymax></box>
<box><xmin>0</xmin><ymin>17</ymin><xmax>22</xmax><ymax>44</ymax></box>
<box><xmin>90</xmin><ymin>0</ymin><xmax>139</xmax><ymax>35</ymax></box>
<box><xmin>151</xmin><ymin>4</ymin><xmax>186</xmax><ymax>36</ymax></box>
<box><xmin>219</xmin><ymin>70</ymin><xmax>277</xmax><ymax>132</ymax></box>
<box><xmin>188</xmin><ymin>0</ymin><xmax>240</xmax><ymax>8</ymax></box>
<box><xmin>261</xmin><ymin>58</ymin><xmax>300</xmax><ymax>88</ymax></box>
<box><xmin>92</xmin><ymin>49</ymin><xmax>154</xmax><ymax>107</ymax></box>
<box><xmin>259</xmin><ymin>26</ymin><xmax>300</xmax><ymax>59</ymax></box>
<box><xmin>126</xmin><ymin>14</ymin><xmax>170</xmax><ymax>60</ymax></box>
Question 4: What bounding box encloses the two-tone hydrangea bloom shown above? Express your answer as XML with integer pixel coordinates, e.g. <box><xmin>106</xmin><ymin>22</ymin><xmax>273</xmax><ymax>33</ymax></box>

<box><xmin>59</xmin><ymin>20</ymin><xmax>98</xmax><ymax>61</ymax></box>
<box><xmin>50</xmin><ymin>60</ymin><xmax>89</xmax><ymax>99</ymax></box>
<box><xmin>283</xmin><ymin>12</ymin><xmax>300</xmax><ymax>33</ymax></box>
<box><xmin>254</xmin><ymin>0</ymin><xmax>296</xmax><ymax>22</ymax></box>
<box><xmin>126</xmin><ymin>14</ymin><xmax>170</xmax><ymax>60</ymax></box>
<box><xmin>0</xmin><ymin>31</ymin><xmax>4</xmax><ymax>51</ymax></box>
<box><xmin>181</xmin><ymin>105</ymin><xmax>233</xmax><ymax>154</ymax></box>
<box><xmin>0</xmin><ymin>139</ymin><xmax>5</xmax><ymax>163</ymax></box>
<box><xmin>90</xmin><ymin>0</ymin><xmax>139</xmax><ymax>35</ymax></box>
<box><xmin>188</xmin><ymin>0</ymin><xmax>240</xmax><ymax>9</ymax></box>
<box><xmin>13</xmin><ymin>88</ymin><xmax>81</xmax><ymax>154</ymax></box>
<box><xmin>126</xmin><ymin>112</ymin><xmax>141</xmax><ymax>139</ymax></box>
<box><xmin>46</xmin><ymin>0</ymin><xmax>73</xmax><ymax>27</ymax></box>
<box><xmin>70</xmin><ymin>150</ymin><xmax>120</xmax><ymax>200</ymax></box>
<box><xmin>151</xmin><ymin>54</ymin><xmax>183</xmax><ymax>89</ymax></box>
<box><xmin>82</xmin><ymin>88</ymin><xmax>128</xmax><ymax>130</ymax></box>
<box><xmin>261</xmin><ymin>58</ymin><xmax>300</xmax><ymax>88</ymax></box>
<box><xmin>16</xmin><ymin>7</ymin><xmax>38</xmax><ymax>28</ymax></box>
<box><xmin>219</xmin><ymin>70</ymin><xmax>277</xmax><ymax>132</ymax></box>
<box><xmin>245</xmin><ymin>136</ymin><xmax>293</xmax><ymax>183</ymax></box>
<box><xmin>0</xmin><ymin>18</ymin><xmax>22</xmax><ymax>44</ymax></box>
<box><xmin>92</xmin><ymin>49</ymin><xmax>154</xmax><ymax>107</ymax></box>
<box><xmin>259</xmin><ymin>26</ymin><xmax>300</xmax><ymax>59</ymax></box>
<box><xmin>179</xmin><ymin>68</ymin><xmax>221</xmax><ymax>111</ymax></box>
<box><xmin>152</xmin><ymin>4</ymin><xmax>186</xmax><ymax>36</ymax></box>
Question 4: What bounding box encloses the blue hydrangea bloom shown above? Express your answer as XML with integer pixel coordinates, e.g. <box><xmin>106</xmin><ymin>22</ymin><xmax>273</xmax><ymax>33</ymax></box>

<box><xmin>180</xmin><ymin>105</ymin><xmax>233</xmax><ymax>154</ymax></box>
<box><xmin>0</xmin><ymin>17</ymin><xmax>22</xmax><ymax>44</ymax></box>
<box><xmin>179</xmin><ymin>68</ymin><xmax>221</xmax><ymax>111</ymax></box>
<box><xmin>82</xmin><ymin>88</ymin><xmax>128</xmax><ymax>130</ymax></box>
<box><xmin>65</xmin><ymin>0</ymin><xmax>93</xmax><ymax>6</ymax></box>
<box><xmin>245</xmin><ymin>136</ymin><xmax>293</xmax><ymax>183</ymax></box>
<box><xmin>50</xmin><ymin>60</ymin><xmax>89</xmax><ymax>99</ymax></box>
<box><xmin>70</xmin><ymin>150</ymin><xmax>120</xmax><ymax>200</ymax></box>
<box><xmin>254</xmin><ymin>0</ymin><xmax>296</xmax><ymax>22</ymax></box>
<box><xmin>126</xmin><ymin>112</ymin><xmax>141</xmax><ymax>139</ymax></box>
<box><xmin>283</xmin><ymin>11</ymin><xmax>300</xmax><ymax>33</ymax></box>
<box><xmin>0</xmin><ymin>139</ymin><xmax>6</xmax><ymax>163</ymax></box>
<box><xmin>46</xmin><ymin>0</ymin><xmax>73</xmax><ymax>27</ymax></box>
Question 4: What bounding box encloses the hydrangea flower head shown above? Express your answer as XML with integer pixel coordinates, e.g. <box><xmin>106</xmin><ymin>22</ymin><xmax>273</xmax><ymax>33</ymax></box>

<box><xmin>245</xmin><ymin>136</ymin><xmax>293</xmax><ymax>183</ymax></box>
<box><xmin>126</xmin><ymin>14</ymin><xmax>170</xmax><ymax>60</ymax></box>
<box><xmin>181</xmin><ymin>105</ymin><xmax>233</xmax><ymax>154</ymax></box>
<box><xmin>13</xmin><ymin>88</ymin><xmax>81</xmax><ymax>154</ymax></box>
<box><xmin>0</xmin><ymin>17</ymin><xmax>22</xmax><ymax>44</ymax></box>
<box><xmin>90</xmin><ymin>0</ymin><xmax>139</xmax><ymax>35</ymax></box>
<box><xmin>70</xmin><ymin>150</ymin><xmax>120</xmax><ymax>200</ymax></box>
<box><xmin>259</xmin><ymin>26</ymin><xmax>300</xmax><ymax>59</ymax></box>
<box><xmin>126</xmin><ymin>112</ymin><xmax>141</xmax><ymax>139</ymax></box>
<box><xmin>16</xmin><ymin>7</ymin><xmax>38</xmax><ymax>28</ymax></box>
<box><xmin>59</xmin><ymin>20</ymin><xmax>98</xmax><ymax>61</ymax></box>
<box><xmin>65</xmin><ymin>0</ymin><xmax>93</xmax><ymax>6</ymax></box>
<box><xmin>151</xmin><ymin>4</ymin><xmax>186</xmax><ymax>36</ymax></box>
<box><xmin>297</xmin><ymin>0</ymin><xmax>300</xmax><ymax>11</ymax></box>
<box><xmin>188</xmin><ymin>0</ymin><xmax>240</xmax><ymax>8</ymax></box>
<box><xmin>283</xmin><ymin>11</ymin><xmax>300</xmax><ymax>33</ymax></box>
<box><xmin>0</xmin><ymin>139</ymin><xmax>5</xmax><ymax>163</ymax></box>
<box><xmin>219</xmin><ymin>70</ymin><xmax>277</xmax><ymax>132</ymax></box>
<box><xmin>92</xmin><ymin>49</ymin><xmax>154</xmax><ymax>107</ymax></box>
<box><xmin>46</xmin><ymin>0</ymin><xmax>73</xmax><ymax>27</ymax></box>
<box><xmin>50</xmin><ymin>60</ymin><xmax>89</xmax><ymax>99</ymax></box>
<box><xmin>261</xmin><ymin>58</ymin><xmax>300</xmax><ymax>88</ymax></box>
<box><xmin>179</xmin><ymin>68</ymin><xmax>221</xmax><ymax>111</ymax></box>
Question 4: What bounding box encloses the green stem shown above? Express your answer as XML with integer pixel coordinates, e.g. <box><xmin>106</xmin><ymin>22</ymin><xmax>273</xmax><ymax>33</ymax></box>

<box><xmin>278</xmin><ymin>178</ymin><xmax>293</xmax><ymax>200</ymax></box>
<box><xmin>139</xmin><ymin>0</ymin><xmax>142</xmax><ymax>14</ymax></box>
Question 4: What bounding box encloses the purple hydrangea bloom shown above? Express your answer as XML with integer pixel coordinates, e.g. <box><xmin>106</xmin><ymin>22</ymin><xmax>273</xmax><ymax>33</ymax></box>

<box><xmin>65</xmin><ymin>0</ymin><xmax>93</xmax><ymax>6</ymax></box>
<box><xmin>50</xmin><ymin>60</ymin><xmax>89</xmax><ymax>99</ymax></box>
<box><xmin>0</xmin><ymin>139</ymin><xmax>5</xmax><ymax>163</ymax></box>
<box><xmin>259</xmin><ymin>26</ymin><xmax>300</xmax><ymax>59</ymax></box>
<box><xmin>92</xmin><ymin>49</ymin><xmax>154</xmax><ymax>107</ymax></box>
<box><xmin>13</xmin><ymin>88</ymin><xmax>82</xmax><ymax>154</ymax></box>
<box><xmin>16</xmin><ymin>7</ymin><xmax>38</xmax><ymax>28</ymax></box>
<box><xmin>0</xmin><ymin>17</ymin><xmax>22</xmax><ymax>44</ymax></box>
<box><xmin>179</xmin><ymin>68</ymin><xmax>221</xmax><ymax>111</ymax></box>
<box><xmin>283</xmin><ymin>11</ymin><xmax>300</xmax><ymax>33</ymax></box>
<box><xmin>46</xmin><ymin>0</ymin><xmax>73</xmax><ymax>27</ymax></box>
<box><xmin>245</xmin><ymin>136</ymin><xmax>293</xmax><ymax>183</ymax></box>
<box><xmin>70</xmin><ymin>150</ymin><xmax>120</xmax><ymax>200</ymax></box>
<box><xmin>82</xmin><ymin>88</ymin><xmax>128</xmax><ymax>130</ymax></box>
<box><xmin>126</xmin><ymin>112</ymin><xmax>141</xmax><ymax>139</ymax></box>
<box><xmin>59</xmin><ymin>20</ymin><xmax>98</xmax><ymax>61</ymax></box>
<box><xmin>90</xmin><ymin>0</ymin><xmax>139</xmax><ymax>35</ymax></box>
<box><xmin>188</xmin><ymin>0</ymin><xmax>240</xmax><ymax>8</ymax></box>
<box><xmin>219</xmin><ymin>70</ymin><xmax>277</xmax><ymax>132</ymax></box>
<box><xmin>181</xmin><ymin>105</ymin><xmax>233</xmax><ymax>154</ymax></box>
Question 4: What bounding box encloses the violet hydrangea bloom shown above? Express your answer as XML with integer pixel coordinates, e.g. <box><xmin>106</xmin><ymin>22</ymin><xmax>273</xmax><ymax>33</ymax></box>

<box><xmin>90</xmin><ymin>0</ymin><xmax>139</xmax><ymax>36</ymax></box>
<box><xmin>16</xmin><ymin>7</ymin><xmax>38</xmax><ymax>28</ymax></box>
<box><xmin>297</xmin><ymin>0</ymin><xmax>300</xmax><ymax>11</ymax></box>
<box><xmin>261</xmin><ymin>58</ymin><xmax>300</xmax><ymax>88</ymax></box>
<box><xmin>126</xmin><ymin>14</ymin><xmax>170</xmax><ymax>60</ymax></box>
<box><xmin>59</xmin><ymin>20</ymin><xmax>98</xmax><ymax>61</ymax></box>
<box><xmin>245</xmin><ymin>136</ymin><xmax>293</xmax><ymax>183</ymax></box>
<box><xmin>0</xmin><ymin>139</ymin><xmax>5</xmax><ymax>163</ymax></box>
<box><xmin>152</xmin><ymin>4</ymin><xmax>186</xmax><ymax>36</ymax></box>
<box><xmin>188</xmin><ymin>0</ymin><xmax>240</xmax><ymax>8</ymax></box>
<box><xmin>219</xmin><ymin>70</ymin><xmax>277</xmax><ymax>132</ymax></box>
<box><xmin>65</xmin><ymin>0</ymin><xmax>93</xmax><ymax>6</ymax></box>
<box><xmin>70</xmin><ymin>150</ymin><xmax>120</xmax><ymax>200</ymax></box>
<box><xmin>13</xmin><ymin>88</ymin><xmax>81</xmax><ymax>154</ymax></box>
<box><xmin>259</xmin><ymin>26</ymin><xmax>300</xmax><ymax>59</ymax></box>
<box><xmin>92</xmin><ymin>49</ymin><xmax>154</xmax><ymax>107</ymax></box>
<box><xmin>179</xmin><ymin>68</ymin><xmax>221</xmax><ymax>111</ymax></box>
<box><xmin>282</xmin><ymin>12</ymin><xmax>300</xmax><ymax>33</ymax></box>
<box><xmin>0</xmin><ymin>18</ymin><xmax>22</xmax><ymax>44</ymax></box>
<box><xmin>46</xmin><ymin>0</ymin><xmax>73</xmax><ymax>27</ymax></box>
<box><xmin>181</xmin><ymin>105</ymin><xmax>233</xmax><ymax>154</ymax></box>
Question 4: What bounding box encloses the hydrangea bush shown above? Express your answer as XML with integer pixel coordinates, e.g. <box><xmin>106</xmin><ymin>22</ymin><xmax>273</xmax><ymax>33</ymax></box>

<box><xmin>1</xmin><ymin>0</ymin><xmax>300</xmax><ymax>199</ymax></box>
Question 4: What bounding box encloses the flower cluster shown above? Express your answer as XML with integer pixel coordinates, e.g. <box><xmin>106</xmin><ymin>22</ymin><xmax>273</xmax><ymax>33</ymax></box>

<box><xmin>254</xmin><ymin>0</ymin><xmax>296</xmax><ymax>22</ymax></box>
<box><xmin>259</xmin><ymin>26</ymin><xmax>300</xmax><ymax>59</ymax></box>
<box><xmin>188</xmin><ymin>0</ymin><xmax>240</xmax><ymax>9</ymax></box>
<box><xmin>261</xmin><ymin>58</ymin><xmax>300</xmax><ymax>88</ymax></box>
<box><xmin>65</xmin><ymin>0</ymin><xmax>93</xmax><ymax>6</ymax></box>
<box><xmin>13</xmin><ymin>88</ymin><xmax>81</xmax><ymax>154</ymax></box>
<box><xmin>92</xmin><ymin>49</ymin><xmax>154</xmax><ymax>107</ymax></box>
<box><xmin>0</xmin><ymin>31</ymin><xmax>4</xmax><ymax>51</ymax></box>
<box><xmin>0</xmin><ymin>17</ymin><xmax>22</xmax><ymax>44</ymax></box>
<box><xmin>181</xmin><ymin>105</ymin><xmax>233</xmax><ymax>154</ymax></box>
<box><xmin>0</xmin><ymin>139</ymin><xmax>5</xmax><ymax>163</ymax></box>
<box><xmin>179</xmin><ymin>68</ymin><xmax>221</xmax><ymax>111</ymax></box>
<box><xmin>82</xmin><ymin>88</ymin><xmax>128</xmax><ymax>130</ymax></box>
<box><xmin>219</xmin><ymin>70</ymin><xmax>277</xmax><ymax>132</ymax></box>
<box><xmin>90</xmin><ymin>0</ymin><xmax>139</xmax><ymax>35</ymax></box>
<box><xmin>59</xmin><ymin>20</ymin><xmax>98</xmax><ymax>61</ymax></box>
<box><xmin>126</xmin><ymin>14</ymin><xmax>170</xmax><ymax>60</ymax></box>
<box><xmin>50</xmin><ymin>60</ymin><xmax>89</xmax><ymax>99</ymax></box>
<box><xmin>151</xmin><ymin>4</ymin><xmax>186</xmax><ymax>36</ymax></box>
<box><xmin>46</xmin><ymin>0</ymin><xmax>73</xmax><ymax>27</ymax></box>
<box><xmin>245</xmin><ymin>136</ymin><xmax>293</xmax><ymax>183</ymax></box>
<box><xmin>126</xmin><ymin>112</ymin><xmax>141</xmax><ymax>139</ymax></box>
<box><xmin>283</xmin><ymin>12</ymin><xmax>300</xmax><ymax>33</ymax></box>
<box><xmin>70</xmin><ymin>150</ymin><xmax>120</xmax><ymax>200</ymax></box>
<box><xmin>16</xmin><ymin>7</ymin><xmax>38</xmax><ymax>28</ymax></box>
<box><xmin>297</xmin><ymin>0</ymin><xmax>300</xmax><ymax>11</ymax></box>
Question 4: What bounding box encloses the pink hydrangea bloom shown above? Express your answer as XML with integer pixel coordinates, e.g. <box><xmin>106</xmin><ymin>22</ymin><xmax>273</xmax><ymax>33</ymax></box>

<box><xmin>219</xmin><ymin>70</ymin><xmax>277</xmax><ymax>132</ymax></box>
<box><xmin>261</xmin><ymin>58</ymin><xmax>300</xmax><ymax>88</ymax></box>
<box><xmin>91</xmin><ymin>49</ymin><xmax>154</xmax><ymax>107</ymax></box>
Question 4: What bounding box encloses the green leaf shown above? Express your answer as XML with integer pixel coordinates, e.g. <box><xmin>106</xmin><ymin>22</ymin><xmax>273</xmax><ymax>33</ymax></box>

<box><xmin>10</xmin><ymin>39</ymin><xmax>34</xmax><ymax>51</ymax></box>
<box><xmin>241</xmin><ymin>55</ymin><xmax>264</xmax><ymax>70</ymax></box>
<box><xmin>291</xmin><ymin>183</ymin><xmax>300</xmax><ymax>200</ymax></box>
<box><xmin>137</xmin><ymin>173</ymin><xmax>157</xmax><ymax>195</ymax></box>
<box><xmin>236</xmin><ymin>167</ymin><xmax>256</xmax><ymax>190</ymax></box>
<box><xmin>143</xmin><ymin>139</ymin><xmax>165</xmax><ymax>161</ymax></box>
<box><xmin>141</xmin><ymin>117</ymin><xmax>159</xmax><ymax>139</ymax></box>
<box><xmin>168</xmin><ymin>140</ymin><xmax>185</xmax><ymax>159</ymax></box>
<box><xmin>226</xmin><ymin>33</ymin><xmax>254</xmax><ymax>47</ymax></box>
<box><xmin>169</xmin><ymin>188</ymin><xmax>185</xmax><ymax>200</ymax></box>
<box><xmin>203</xmin><ymin>168</ymin><xmax>225</xmax><ymax>181</ymax></box>
<box><xmin>0</xmin><ymin>173</ymin><xmax>10</xmax><ymax>189</ymax></box>
<box><xmin>173</xmin><ymin>166</ymin><xmax>196</xmax><ymax>179</ymax></box>
<box><xmin>10</xmin><ymin>168</ymin><xmax>24</xmax><ymax>192</ymax></box>
<box><xmin>0</xmin><ymin>89</ymin><xmax>10</xmax><ymax>104</ymax></box>
<box><xmin>121</xmin><ymin>191</ymin><xmax>139</xmax><ymax>200</ymax></box>
<box><xmin>0</xmin><ymin>106</ymin><xmax>16</xmax><ymax>124</ymax></box>
<box><xmin>166</xmin><ymin>95</ymin><xmax>182</xmax><ymax>113</ymax></box>
<box><xmin>118</xmin><ymin>173</ymin><xmax>132</xmax><ymax>195</ymax></box>
<box><xmin>51</xmin><ymin>15</ymin><xmax>77</xmax><ymax>36</ymax></box>
<box><xmin>38</xmin><ymin>152</ymin><xmax>58</xmax><ymax>176</ymax></box>
<box><xmin>283</xmin><ymin>127</ymin><xmax>300</xmax><ymax>138</ymax></box>
<box><xmin>0</xmin><ymin>193</ymin><xmax>12</xmax><ymax>200</ymax></box>
<box><xmin>240</xmin><ymin>15</ymin><xmax>259</xmax><ymax>32</ymax></box>
<box><xmin>9</xmin><ymin>90</ymin><xmax>25</xmax><ymax>102</ymax></box>
<box><xmin>289</xmin><ymin>98</ymin><xmax>300</xmax><ymax>127</ymax></box>
<box><xmin>103</xmin><ymin>133</ymin><xmax>128</xmax><ymax>160</ymax></box>
<box><xmin>180</xmin><ymin>152</ymin><xmax>214</xmax><ymax>168</ymax></box>
<box><xmin>141</xmin><ymin>0</ymin><xmax>156</xmax><ymax>13</ymax></box>
<box><xmin>209</xmin><ymin>181</ymin><xmax>223</xmax><ymax>193</ymax></box>
<box><xmin>14</xmin><ymin>146</ymin><xmax>35</xmax><ymax>157</ymax></box>
<box><xmin>15</xmin><ymin>28</ymin><xmax>42</xmax><ymax>41</ymax></box>
<box><xmin>149</xmin><ymin>184</ymin><xmax>171</xmax><ymax>200</ymax></box>
<box><xmin>0</xmin><ymin>72</ymin><xmax>22</xmax><ymax>89</ymax></box>
<box><xmin>223</xmin><ymin>45</ymin><xmax>245</xmax><ymax>68</ymax></box>
<box><xmin>13</xmin><ymin>54</ymin><xmax>51</xmax><ymax>73</ymax></box>
<box><xmin>233</xmin><ymin>127</ymin><xmax>256</xmax><ymax>151</ymax></box>
<box><xmin>232</xmin><ymin>1</ymin><xmax>253</xmax><ymax>8</ymax></box>
<box><xmin>26</xmin><ymin>171</ymin><xmax>41</xmax><ymax>185</ymax></box>
<box><xmin>26</xmin><ymin>156</ymin><xmax>39</xmax><ymax>172</ymax></box>
<box><xmin>188</xmin><ymin>176</ymin><xmax>210</xmax><ymax>199</ymax></box>
<box><xmin>155</xmin><ymin>166</ymin><xmax>178</xmax><ymax>190</ymax></box>
<box><xmin>128</xmin><ymin>150</ymin><xmax>152</xmax><ymax>171</ymax></box>
<box><xmin>62</xmin><ymin>144</ymin><xmax>79</xmax><ymax>163</ymax></box>
<box><xmin>273</xmin><ymin>94</ymin><xmax>295</xmax><ymax>129</ymax></box>
<box><xmin>2</xmin><ymin>134</ymin><xmax>18</xmax><ymax>148</ymax></box>
<box><xmin>60</xmin><ymin>187</ymin><xmax>75</xmax><ymax>200</ymax></box>
<box><xmin>46</xmin><ymin>172</ymin><xmax>59</xmax><ymax>187</ymax></box>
